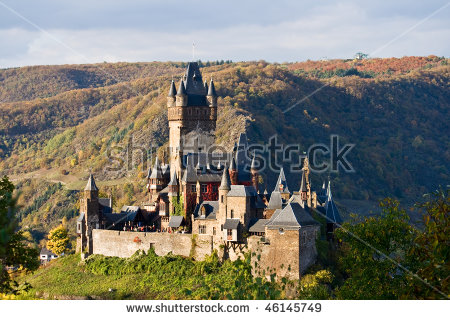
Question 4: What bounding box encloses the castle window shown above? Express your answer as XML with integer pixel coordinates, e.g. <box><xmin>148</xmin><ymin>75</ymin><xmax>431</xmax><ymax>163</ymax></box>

<box><xmin>201</xmin><ymin>184</ymin><xmax>207</xmax><ymax>193</ymax></box>
<box><xmin>230</xmin><ymin>209</ymin><xmax>234</xmax><ymax>218</ymax></box>
<box><xmin>199</xmin><ymin>225</ymin><xmax>206</xmax><ymax>234</ymax></box>
<box><xmin>278</xmin><ymin>228</ymin><xmax>284</xmax><ymax>235</ymax></box>
<box><xmin>227</xmin><ymin>229</ymin><xmax>233</xmax><ymax>237</ymax></box>
<box><xmin>221</xmin><ymin>195</ymin><xmax>224</xmax><ymax>203</ymax></box>
<box><xmin>213</xmin><ymin>227</ymin><xmax>216</xmax><ymax>235</ymax></box>
<box><xmin>191</xmin><ymin>185</ymin><xmax>196</xmax><ymax>192</ymax></box>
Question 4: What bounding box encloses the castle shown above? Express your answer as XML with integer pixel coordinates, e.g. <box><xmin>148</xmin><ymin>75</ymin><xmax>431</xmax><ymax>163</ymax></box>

<box><xmin>76</xmin><ymin>62</ymin><xmax>342</xmax><ymax>279</ymax></box>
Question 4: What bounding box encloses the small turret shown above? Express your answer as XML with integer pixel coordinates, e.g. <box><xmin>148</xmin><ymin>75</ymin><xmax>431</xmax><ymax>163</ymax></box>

<box><xmin>176</xmin><ymin>78</ymin><xmax>187</xmax><ymax>106</ymax></box>
<box><xmin>84</xmin><ymin>174</ymin><xmax>99</xmax><ymax>199</ymax></box>
<box><xmin>250</xmin><ymin>153</ymin><xmax>259</xmax><ymax>191</ymax></box>
<box><xmin>167</xmin><ymin>80</ymin><xmax>177</xmax><ymax>107</ymax></box>
<box><xmin>219</xmin><ymin>166</ymin><xmax>231</xmax><ymax>191</ymax></box>
<box><xmin>229</xmin><ymin>157</ymin><xmax>238</xmax><ymax>185</ymax></box>
<box><xmin>168</xmin><ymin>170</ymin><xmax>178</xmax><ymax>196</ymax></box>
<box><xmin>218</xmin><ymin>166</ymin><xmax>230</xmax><ymax>226</ymax></box>
<box><xmin>207</xmin><ymin>78</ymin><xmax>217</xmax><ymax>97</ymax></box>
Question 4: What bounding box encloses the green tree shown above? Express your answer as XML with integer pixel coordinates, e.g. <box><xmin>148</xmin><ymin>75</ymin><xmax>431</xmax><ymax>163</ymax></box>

<box><xmin>47</xmin><ymin>225</ymin><xmax>70</xmax><ymax>256</ymax></box>
<box><xmin>335</xmin><ymin>198</ymin><xmax>416</xmax><ymax>299</ymax></box>
<box><xmin>0</xmin><ymin>176</ymin><xmax>39</xmax><ymax>294</ymax></box>
<box><xmin>407</xmin><ymin>188</ymin><xmax>449</xmax><ymax>299</ymax></box>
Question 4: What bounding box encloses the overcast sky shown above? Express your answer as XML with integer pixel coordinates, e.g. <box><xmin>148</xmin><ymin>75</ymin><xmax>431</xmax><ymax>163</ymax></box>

<box><xmin>0</xmin><ymin>0</ymin><xmax>449</xmax><ymax>68</ymax></box>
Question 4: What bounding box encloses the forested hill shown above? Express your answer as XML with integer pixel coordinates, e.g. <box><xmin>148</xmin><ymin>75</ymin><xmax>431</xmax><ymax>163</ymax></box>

<box><xmin>0</xmin><ymin>56</ymin><xmax>448</xmax><ymax>208</ymax></box>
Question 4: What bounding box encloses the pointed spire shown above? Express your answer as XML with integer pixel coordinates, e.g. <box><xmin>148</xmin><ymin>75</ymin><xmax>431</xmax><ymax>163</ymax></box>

<box><xmin>168</xmin><ymin>80</ymin><xmax>177</xmax><ymax>97</ymax></box>
<box><xmin>207</xmin><ymin>78</ymin><xmax>217</xmax><ymax>96</ymax></box>
<box><xmin>300</xmin><ymin>169</ymin><xmax>308</xmax><ymax>192</ymax></box>
<box><xmin>84</xmin><ymin>174</ymin><xmax>98</xmax><ymax>191</ymax></box>
<box><xmin>176</xmin><ymin>78</ymin><xmax>186</xmax><ymax>96</ymax></box>
<box><xmin>219</xmin><ymin>166</ymin><xmax>231</xmax><ymax>190</ymax></box>
<box><xmin>168</xmin><ymin>170</ymin><xmax>178</xmax><ymax>186</ymax></box>
<box><xmin>230</xmin><ymin>156</ymin><xmax>237</xmax><ymax>170</ymax></box>
<box><xmin>217</xmin><ymin>160</ymin><xmax>223</xmax><ymax>170</ymax></box>
<box><xmin>149</xmin><ymin>157</ymin><xmax>163</xmax><ymax>179</ymax></box>
<box><xmin>325</xmin><ymin>181</ymin><xmax>342</xmax><ymax>224</ymax></box>
<box><xmin>275</xmin><ymin>168</ymin><xmax>289</xmax><ymax>193</ymax></box>
<box><xmin>146</xmin><ymin>166</ymin><xmax>152</xmax><ymax>179</ymax></box>
<box><xmin>251</xmin><ymin>152</ymin><xmax>257</xmax><ymax>170</ymax></box>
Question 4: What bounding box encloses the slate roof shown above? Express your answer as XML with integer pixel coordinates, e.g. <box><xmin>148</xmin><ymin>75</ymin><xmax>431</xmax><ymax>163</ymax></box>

<box><xmin>249</xmin><ymin>218</ymin><xmax>268</xmax><ymax>233</ymax></box>
<box><xmin>84</xmin><ymin>174</ymin><xmax>98</xmax><ymax>191</ymax></box>
<box><xmin>149</xmin><ymin>157</ymin><xmax>163</xmax><ymax>179</ymax></box>
<box><xmin>219</xmin><ymin>166</ymin><xmax>231</xmax><ymax>190</ymax></box>
<box><xmin>265</xmin><ymin>203</ymin><xmax>318</xmax><ymax>230</ymax></box>
<box><xmin>183</xmin><ymin>62</ymin><xmax>207</xmax><ymax>106</ymax></box>
<box><xmin>267</xmin><ymin>191</ymin><xmax>284</xmax><ymax>209</ymax></box>
<box><xmin>168</xmin><ymin>80</ymin><xmax>177</xmax><ymax>97</ymax></box>
<box><xmin>325</xmin><ymin>183</ymin><xmax>343</xmax><ymax>224</ymax></box>
<box><xmin>193</xmin><ymin>201</ymin><xmax>219</xmax><ymax>220</ymax></box>
<box><xmin>274</xmin><ymin>168</ymin><xmax>289</xmax><ymax>193</ymax></box>
<box><xmin>207</xmin><ymin>79</ymin><xmax>217</xmax><ymax>96</ymax></box>
<box><xmin>40</xmin><ymin>247</ymin><xmax>56</xmax><ymax>256</ymax></box>
<box><xmin>227</xmin><ymin>185</ymin><xmax>258</xmax><ymax>197</ymax></box>
<box><xmin>168</xmin><ymin>216</ymin><xmax>184</xmax><ymax>228</ymax></box>
<box><xmin>234</xmin><ymin>133</ymin><xmax>252</xmax><ymax>182</ymax></box>
<box><xmin>300</xmin><ymin>169</ymin><xmax>308</xmax><ymax>192</ymax></box>
<box><xmin>168</xmin><ymin>170</ymin><xmax>178</xmax><ymax>186</ymax></box>
<box><xmin>223</xmin><ymin>219</ymin><xmax>240</xmax><ymax>229</ymax></box>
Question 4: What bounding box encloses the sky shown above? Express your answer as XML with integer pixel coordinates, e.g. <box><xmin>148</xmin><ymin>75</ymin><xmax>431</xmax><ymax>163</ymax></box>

<box><xmin>0</xmin><ymin>0</ymin><xmax>449</xmax><ymax>68</ymax></box>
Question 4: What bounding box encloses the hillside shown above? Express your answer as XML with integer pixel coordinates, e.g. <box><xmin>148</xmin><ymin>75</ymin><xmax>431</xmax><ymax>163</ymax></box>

<box><xmin>0</xmin><ymin>56</ymin><xmax>449</xmax><ymax>241</ymax></box>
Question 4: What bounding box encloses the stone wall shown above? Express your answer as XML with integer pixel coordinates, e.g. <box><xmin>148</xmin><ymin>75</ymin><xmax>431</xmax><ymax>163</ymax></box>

<box><xmin>91</xmin><ymin>226</ymin><xmax>319</xmax><ymax>280</ymax></box>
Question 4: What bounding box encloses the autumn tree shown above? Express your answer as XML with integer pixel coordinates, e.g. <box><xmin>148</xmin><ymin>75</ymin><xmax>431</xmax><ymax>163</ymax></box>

<box><xmin>0</xmin><ymin>176</ymin><xmax>39</xmax><ymax>294</ymax></box>
<box><xmin>47</xmin><ymin>225</ymin><xmax>70</xmax><ymax>256</ymax></box>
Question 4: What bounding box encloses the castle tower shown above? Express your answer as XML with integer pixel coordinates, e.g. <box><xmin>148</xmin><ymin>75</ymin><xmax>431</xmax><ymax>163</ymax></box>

<box><xmin>250</xmin><ymin>153</ymin><xmax>259</xmax><ymax>191</ymax></box>
<box><xmin>82</xmin><ymin>174</ymin><xmax>100</xmax><ymax>254</ymax></box>
<box><xmin>299</xmin><ymin>157</ymin><xmax>311</xmax><ymax>206</ymax></box>
<box><xmin>167</xmin><ymin>62</ymin><xmax>217</xmax><ymax>178</ymax></box>
<box><xmin>168</xmin><ymin>170</ymin><xmax>179</xmax><ymax>215</ymax></box>
<box><xmin>229</xmin><ymin>157</ymin><xmax>238</xmax><ymax>185</ymax></box>
<box><xmin>218</xmin><ymin>166</ymin><xmax>231</xmax><ymax>226</ymax></box>
<box><xmin>149</xmin><ymin>157</ymin><xmax>164</xmax><ymax>202</ymax></box>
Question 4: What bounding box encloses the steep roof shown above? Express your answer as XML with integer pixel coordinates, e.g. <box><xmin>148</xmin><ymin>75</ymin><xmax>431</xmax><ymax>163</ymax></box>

<box><xmin>265</xmin><ymin>202</ymin><xmax>318</xmax><ymax>230</ymax></box>
<box><xmin>325</xmin><ymin>182</ymin><xmax>343</xmax><ymax>224</ymax></box>
<box><xmin>168</xmin><ymin>216</ymin><xmax>184</xmax><ymax>228</ymax></box>
<box><xmin>168</xmin><ymin>170</ymin><xmax>178</xmax><ymax>186</ymax></box>
<box><xmin>168</xmin><ymin>80</ymin><xmax>177</xmax><ymax>97</ymax></box>
<box><xmin>149</xmin><ymin>157</ymin><xmax>163</xmax><ymax>179</ymax></box>
<box><xmin>234</xmin><ymin>133</ymin><xmax>251</xmax><ymax>182</ymax></box>
<box><xmin>183</xmin><ymin>62</ymin><xmax>207</xmax><ymax>105</ymax></box>
<box><xmin>193</xmin><ymin>201</ymin><xmax>219</xmax><ymax>220</ymax></box>
<box><xmin>226</xmin><ymin>185</ymin><xmax>258</xmax><ymax>197</ymax></box>
<box><xmin>223</xmin><ymin>219</ymin><xmax>240</xmax><ymax>229</ymax></box>
<box><xmin>84</xmin><ymin>174</ymin><xmax>98</xmax><ymax>191</ymax></box>
<box><xmin>267</xmin><ymin>191</ymin><xmax>284</xmax><ymax>209</ymax></box>
<box><xmin>207</xmin><ymin>79</ymin><xmax>217</xmax><ymax>96</ymax></box>
<box><xmin>176</xmin><ymin>78</ymin><xmax>186</xmax><ymax>96</ymax></box>
<box><xmin>274</xmin><ymin>168</ymin><xmax>289</xmax><ymax>193</ymax></box>
<box><xmin>219</xmin><ymin>166</ymin><xmax>231</xmax><ymax>190</ymax></box>
<box><xmin>300</xmin><ymin>169</ymin><xmax>308</xmax><ymax>192</ymax></box>
<box><xmin>249</xmin><ymin>218</ymin><xmax>268</xmax><ymax>233</ymax></box>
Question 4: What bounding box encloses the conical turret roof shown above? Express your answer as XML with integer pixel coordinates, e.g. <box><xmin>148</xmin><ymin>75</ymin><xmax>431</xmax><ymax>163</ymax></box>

<box><xmin>168</xmin><ymin>170</ymin><xmax>178</xmax><ymax>186</ymax></box>
<box><xmin>176</xmin><ymin>78</ymin><xmax>186</xmax><ymax>96</ymax></box>
<box><xmin>168</xmin><ymin>80</ymin><xmax>177</xmax><ymax>97</ymax></box>
<box><xmin>84</xmin><ymin>174</ymin><xmax>98</xmax><ymax>191</ymax></box>
<box><xmin>219</xmin><ymin>166</ymin><xmax>231</xmax><ymax>190</ymax></box>
<box><xmin>207</xmin><ymin>78</ymin><xmax>217</xmax><ymax>96</ymax></box>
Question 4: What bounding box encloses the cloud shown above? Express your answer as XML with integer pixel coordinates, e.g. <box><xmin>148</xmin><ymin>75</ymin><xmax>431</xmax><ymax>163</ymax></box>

<box><xmin>0</xmin><ymin>0</ymin><xmax>448</xmax><ymax>68</ymax></box>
